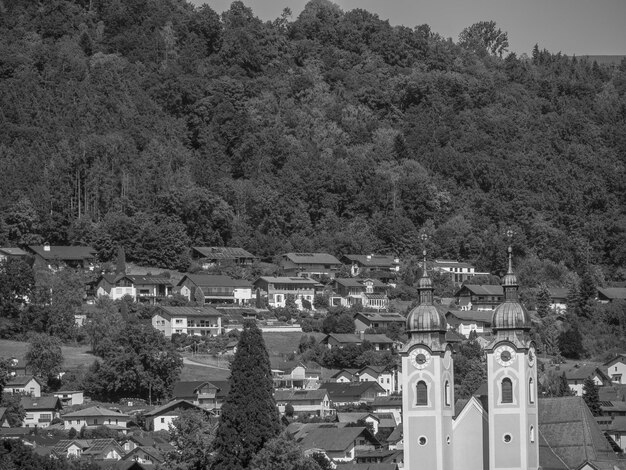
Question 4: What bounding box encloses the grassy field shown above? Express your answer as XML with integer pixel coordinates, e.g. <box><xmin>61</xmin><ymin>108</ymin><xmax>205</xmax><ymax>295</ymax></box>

<box><xmin>0</xmin><ymin>339</ymin><xmax>97</xmax><ymax>369</ymax></box>
<box><xmin>261</xmin><ymin>331</ymin><xmax>325</xmax><ymax>357</ymax></box>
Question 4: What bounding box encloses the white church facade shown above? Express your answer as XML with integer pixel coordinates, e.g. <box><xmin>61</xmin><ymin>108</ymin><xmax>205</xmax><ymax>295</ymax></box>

<box><xmin>400</xmin><ymin>247</ymin><xmax>623</xmax><ymax>470</ymax></box>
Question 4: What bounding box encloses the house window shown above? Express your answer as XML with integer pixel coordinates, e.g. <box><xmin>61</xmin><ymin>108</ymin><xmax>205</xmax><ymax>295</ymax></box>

<box><xmin>161</xmin><ymin>418</ymin><xmax>165</xmax><ymax>423</ymax></box>
<box><xmin>416</xmin><ymin>381</ymin><xmax>428</xmax><ymax>406</ymax></box>
<box><xmin>529</xmin><ymin>378</ymin><xmax>535</xmax><ymax>404</ymax></box>
<box><xmin>175</xmin><ymin>319</ymin><xmax>183</xmax><ymax>324</ymax></box>
<box><xmin>502</xmin><ymin>378</ymin><xmax>513</xmax><ymax>403</ymax></box>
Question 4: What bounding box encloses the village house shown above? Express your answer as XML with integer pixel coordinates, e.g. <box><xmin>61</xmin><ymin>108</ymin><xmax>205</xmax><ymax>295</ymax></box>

<box><xmin>597</xmin><ymin>287</ymin><xmax>626</xmax><ymax>303</ymax></box>
<box><xmin>152</xmin><ymin>305</ymin><xmax>222</xmax><ymax>338</ymax></box>
<box><xmin>323</xmin><ymin>382</ymin><xmax>386</xmax><ymax>406</ymax></box>
<box><xmin>340</xmin><ymin>254</ymin><xmax>400</xmax><ymax>283</ymax></box>
<box><xmin>0</xmin><ymin>247</ymin><xmax>28</xmax><ymax>262</ymax></box>
<box><xmin>171</xmin><ymin>381</ymin><xmax>221</xmax><ymax>409</ymax></box>
<box><xmin>62</xmin><ymin>406</ymin><xmax>130</xmax><ymax>432</ymax></box>
<box><xmin>279</xmin><ymin>252</ymin><xmax>342</xmax><ymax>279</ymax></box>
<box><xmin>52</xmin><ymin>390</ymin><xmax>84</xmax><ymax>407</ymax></box>
<box><xmin>353</xmin><ymin>311</ymin><xmax>405</xmax><ymax>334</ymax></box>
<box><xmin>96</xmin><ymin>274</ymin><xmax>173</xmax><ymax>304</ymax></box>
<box><xmin>357</xmin><ymin>365</ymin><xmax>400</xmax><ymax>395</ymax></box>
<box><xmin>320</xmin><ymin>333</ymin><xmax>397</xmax><ymax>352</ymax></box>
<box><xmin>330</xmin><ymin>278</ymin><xmax>389</xmax><ymax>310</ymax></box>
<box><xmin>271</xmin><ymin>360</ymin><xmax>322</xmax><ymax>389</ymax></box>
<box><xmin>191</xmin><ymin>246</ymin><xmax>257</xmax><ymax>269</ymax></box>
<box><xmin>455</xmin><ymin>284</ymin><xmax>504</xmax><ymax>310</ymax></box>
<box><xmin>604</xmin><ymin>354</ymin><xmax>626</xmax><ymax>384</ymax></box>
<box><xmin>370</xmin><ymin>395</ymin><xmax>403</xmax><ymax>423</ymax></box>
<box><xmin>444</xmin><ymin>309</ymin><xmax>493</xmax><ymax>336</ymax></box>
<box><xmin>287</xmin><ymin>423</ymin><xmax>380</xmax><ymax>462</ymax></box>
<box><xmin>20</xmin><ymin>396</ymin><xmax>62</xmax><ymax>428</ymax></box>
<box><xmin>386</xmin><ymin>423</ymin><xmax>403</xmax><ymax>450</ymax></box>
<box><xmin>144</xmin><ymin>400</ymin><xmax>213</xmax><ymax>432</ymax></box>
<box><xmin>329</xmin><ymin>369</ymin><xmax>359</xmax><ymax>383</ymax></box>
<box><xmin>430</xmin><ymin>260</ymin><xmax>489</xmax><ymax>285</ymax></box>
<box><xmin>177</xmin><ymin>273</ymin><xmax>253</xmax><ymax>305</ymax></box>
<box><xmin>337</xmin><ymin>412</ymin><xmax>381</xmax><ymax>434</ymax></box>
<box><xmin>4</xmin><ymin>375</ymin><xmax>43</xmax><ymax>397</ymax></box>
<box><xmin>548</xmin><ymin>287</ymin><xmax>569</xmax><ymax>313</ymax></box>
<box><xmin>274</xmin><ymin>389</ymin><xmax>332</xmax><ymax>417</ymax></box>
<box><xmin>562</xmin><ymin>364</ymin><xmax>611</xmax><ymax>396</ymax></box>
<box><xmin>27</xmin><ymin>244</ymin><xmax>97</xmax><ymax>271</ymax></box>
<box><xmin>122</xmin><ymin>445</ymin><xmax>166</xmax><ymax>466</ymax></box>
<box><xmin>52</xmin><ymin>439</ymin><xmax>126</xmax><ymax>461</ymax></box>
<box><xmin>355</xmin><ymin>448</ymin><xmax>403</xmax><ymax>467</ymax></box>
<box><xmin>253</xmin><ymin>276</ymin><xmax>320</xmax><ymax>310</ymax></box>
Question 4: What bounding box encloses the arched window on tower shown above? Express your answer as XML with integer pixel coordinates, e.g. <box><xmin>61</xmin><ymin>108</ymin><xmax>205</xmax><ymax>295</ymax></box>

<box><xmin>416</xmin><ymin>381</ymin><xmax>428</xmax><ymax>406</ymax></box>
<box><xmin>502</xmin><ymin>378</ymin><xmax>513</xmax><ymax>403</ymax></box>
<box><xmin>444</xmin><ymin>381</ymin><xmax>451</xmax><ymax>406</ymax></box>
<box><xmin>529</xmin><ymin>378</ymin><xmax>535</xmax><ymax>404</ymax></box>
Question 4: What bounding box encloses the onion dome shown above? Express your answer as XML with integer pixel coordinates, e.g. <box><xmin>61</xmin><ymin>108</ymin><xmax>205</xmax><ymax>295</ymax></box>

<box><xmin>406</xmin><ymin>250</ymin><xmax>447</xmax><ymax>334</ymax></box>
<box><xmin>492</xmin><ymin>246</ymin><xmax>531</xmax><ymax>331</ymax></box>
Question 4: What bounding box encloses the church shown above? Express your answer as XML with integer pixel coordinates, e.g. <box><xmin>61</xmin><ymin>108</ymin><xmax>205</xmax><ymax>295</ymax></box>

<box><xmin>400</xmin><ymin>246</ymin><xmax>625</xmax><ymax>470</ymax></box>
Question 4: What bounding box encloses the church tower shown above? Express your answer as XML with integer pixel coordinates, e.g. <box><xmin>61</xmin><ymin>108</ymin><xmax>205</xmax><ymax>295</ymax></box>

<box><xmin>401</xmin><ymin>251</ymin><xmax>455</xmax><ymax>470</ymax></box>
<box><xmin>486</xmin><ymin>245</ymin><xmax>539</xmax><ymax>470</ymax></box>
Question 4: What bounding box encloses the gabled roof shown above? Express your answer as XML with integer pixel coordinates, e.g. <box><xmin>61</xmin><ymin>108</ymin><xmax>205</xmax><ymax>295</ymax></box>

<box><xmin>433</xmin><ymin>260</ymin><xmax>474</xmax><ymax>269</ymax></box>
<box><xmin>445</xmin><ymin>309</ymin><xmax>494</xmax><ymax>324</ymax></box>
<box><xmin>282</xmin><ymin>253</ymin><xmax>342</xmax><ymax>265</ymax></box>
<box><xmin>0</xmin><ymin>247</ymin><xmax>28</xmax><ymax>256</ymax></box>
<box><xmin>157</xmin><ymin>305</ymin><xmax>221</xmax><ymax>318</ymax></box>
<box><xmin>63</xmin><ymin>406</ymin><xmax>129</xmax><ymax>419</ymax></box>
<box><xmin>386</xmin><ymin>423</ymin><xmax>403</xmax><ymax>444</ymax></box>
<box><xmin>371</xmin><ymin>395</ymin><xmax>403</xmax><ymax>408</ymax></box>
<box><xmin>123</xmin><ymin>445</ymin><xmax>165</xmax><ymax>463</ymax></box>
<box><xmin>255</xmin><ymin>276</ymin><xmax>320</xmax><ymax>285</ymax></box>
<box><xmin>291</xmin><ymin>425</ymin><xmax>378</xmax><ymax>452</ymax></box>
<box><xmin>172</xmin><ymin>381</ymin><xmax>217</xmax><ymax>398</ymax></box>
<box><xmin>342</xmin><ymin>254</ymin><xmax>398</xmax><ymax>268</ymax></box>
<box><xmin>337</xmin><ymin>412</ymin><xmax>380</xmax><ymax>424</ymax></box>
<box><xmin>192</xmin><ymin>246</ymin><xmax>256</xmax><ymax>260</ymax></box>
<box><xmin>548</xmin><ymin>288</ymin><xmax>570</xmax><ymax>300</ymax></box>
<box><xmin>354</xmin><ymin>312</ymin><xmax>405</xmax><ymax>323</ymax></box>
<box><xmin>6</xmin><ymin>375</ymin><xmax>43</xmax><ymax>387</ymax></box>
<box><xmin>81</xmin><ymin>438</ymin><xmax>125</xmax><ymax>458</ymax></box>
<box><xmin>456</xmin><ymin>285</ymin><xmax>504</xmax><ymax>296</ymax></box>
<box><xmin>123</xmin><ymin>275</ymin><xmax>172</xmax><ymax>286</ymax></box>
<box><xmin>143</xmin><ymin>399</ymin><xmax>209</xmax><ymax>418</ymax></box>
<box><xmin>274</xmin><ymin>389</ymin><xmax>329</xmax><ymax>402</ymax></box>
<box><xmin>597</xmin><ymin>287</ymin><xmax>626</xmax><ymax>300</ymax></box>
<box><xmin>28</xmin><ymin>245</ymin><xmax>96</xmax><ymax>260</ymax></box>
<box><xmin>539</xmin><ymin>397</ymin><xmax>618</xmax><ymax>468</ymax></box>
<box><xmin>563</xmin><ymin>364</ymin><xmax>610</xmax><ymax>382</ymax></box>
<box><xmin>322</xmin><ymin>334</ymin><xmax>395</xmax><ymax>345</ymax></box>
<box><xmin>178</xmin><ymin>274</ymin><xmax>252</xmax><ymax>289</ymax></box>
<box><xmin>20</xmin><ymin>396</ymin><xmax>62</xmax><ymax>410</ymax></box>
<box><xmin>334</xmin><ymin>278</ymin><xmax>387</xmax><ymax>288</ymax></box>
<box><xmin>323</xmin><ymin>382</ymin><xmax>386</xmax><ymax>401</ymax></box>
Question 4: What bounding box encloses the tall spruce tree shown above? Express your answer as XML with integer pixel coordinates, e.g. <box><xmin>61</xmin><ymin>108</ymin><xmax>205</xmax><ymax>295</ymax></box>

<box><xmin>116</xmin><ymin>245</ymin><xmax>126</xmax><ymax>275</ymax></box>
<box><xmin>582</xmin><ymin>376</ymin><xmax>601</xmax><ymax>416</ymax></box>
<box><xmin>212</xmin><ymin>320</ymin><xmax>281</xmax><ymax>469</ymax></box>
<box><xmin>536</xmin><ymin>284</ymin><xmax>551</xmax><ymax>318</ymax></box>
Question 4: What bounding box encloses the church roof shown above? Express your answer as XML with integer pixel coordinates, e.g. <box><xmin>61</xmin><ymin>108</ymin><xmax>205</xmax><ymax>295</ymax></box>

<box><xmin>539</xmin><ymin>397</ymin><xmax>620</xmax><ymax>468</ymax></box>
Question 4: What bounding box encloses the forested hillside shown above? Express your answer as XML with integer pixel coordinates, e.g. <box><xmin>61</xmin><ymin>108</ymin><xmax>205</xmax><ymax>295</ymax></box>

<box><xmin>1</xmin><ymin>0</ymin><xmax>625</xmax><ymax>279</ymax></box>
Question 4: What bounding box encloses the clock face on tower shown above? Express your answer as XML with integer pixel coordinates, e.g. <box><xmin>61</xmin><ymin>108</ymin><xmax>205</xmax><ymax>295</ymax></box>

<box><xmin>495</xmin><ymin>345</ymin><xmax>516</xmax><ymax>367</ymax></box>
<box><xmin>410</xmin><ymin>348</ymin><xmax>431</xmax><ymax>369</ymax></box>
<box><xmin>528</xmin><ymin>346</ymin><xmax>536</xmax><ymax>367</ymax></box>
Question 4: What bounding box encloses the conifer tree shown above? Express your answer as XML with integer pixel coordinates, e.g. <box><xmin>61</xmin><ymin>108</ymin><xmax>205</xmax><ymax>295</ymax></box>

<box><xmin>116</xmin><ymin>245</ymin><xmax>126</xmax><ymax>275</ymax></box>
<box><xmin>536</xmin><ymin>284</ymin><xmax>551</xmax><ymax>318</ymax></box>
<box><xmin>212</xmin><ymin>320</ymin><xmax>281</xmax><ymax>469</ymax></box>
<box><xmin>194</xmin><ymin>286</ymin><xmax>205</xmax><ymax>305</ymax></box>
<box><xmin>583</xmin><ymin>376</ymin><xmax>601</xmax><ymax>416</ymax></box>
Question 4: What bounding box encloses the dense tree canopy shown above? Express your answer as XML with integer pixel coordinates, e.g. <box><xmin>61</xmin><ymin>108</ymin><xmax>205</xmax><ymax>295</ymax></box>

<box><xmin>0</xmin><ymin>0</ymin><xmax>624</xmax><ymax>286</ymax></box>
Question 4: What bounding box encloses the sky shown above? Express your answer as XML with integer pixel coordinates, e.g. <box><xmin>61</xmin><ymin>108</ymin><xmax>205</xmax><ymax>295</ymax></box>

<box><xmin>189</xmin><ymin>0</ymin><xmax>626</xmax><ymax>56</ymax></box>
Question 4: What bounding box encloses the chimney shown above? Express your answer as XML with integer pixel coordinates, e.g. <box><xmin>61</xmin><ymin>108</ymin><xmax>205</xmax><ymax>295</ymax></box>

<box><xmin>43</xmin><ymin>242</ymin><xmax>51</xmax><ymax>252</ymax></box>
<box><xmin>367</xmin><ymin>254</ymin><xmax>372</xmax><ymax>260</ymax></box>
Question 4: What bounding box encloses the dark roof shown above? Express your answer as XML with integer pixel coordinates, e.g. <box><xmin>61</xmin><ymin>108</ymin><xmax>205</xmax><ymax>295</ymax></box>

<box><xmin>123</xmin><ymin>445</ymin><xmax>165</xmax><ymax>463</ymax></box>
<box><xmin>192</xmin><ymin>246</ymin><xmax>256</xmax><ymax>260</ymax></box>
<box><xmin>323</xmin><ymin>382</ymin><xmax>386</xmax><ymax>401</ymax></box>
<box><xmin>445</xmin><ymin>309</ymin><xmax>493</xmax><ymax>324</ymax></box>
<box><xmin>539</xmin><ymin>397</ymin><xmax>618</xmax><ymax>468</ymax></box>
<box><xmin>172</xmin><ymin>381</ymin><xmax>212</xmax><ymax>398</ymax></box>
<box><xmin>283</xmin><ymin>252</ymin><xmax>342</xmax><ymax>265</ymax></box>
<box><xmin>255</xmin><ymin>276</ymin><xmax>320</xmax><ymax>285</ymax></box>
<box><xmin>371</xmin><ymin>395</ymin><xmax>403</xmax><ymax>407</ymax></box>
<box><xmin>322</xmin><ymin>333</ymin><xmax>395</xmax><ymax>345</ymax></box>
<box><xmin>123</xmin><ymin>275</ymin><xmax>172</xmax><ymax>286</ymax></box>
<box><xmin>335</xmin><ymin>465</ymin><xmax>397</xmax><ymax>470</ymax></box>
<box><xmin>337</xmin><ymin>412</ymin><xmax>379</xmax><ymax>423</ymax></box>
<box><xmin>456</xmin><ymin>284</ymin><xmax>504</xmax><ymax>296</ymax></box>
<box><xmin>342</xmin><ymin>254</ymin><xmax>398</xmax><ymax>268</ymax></box>
<box><xmin>386</xmin><ymin>423</ymin><xmax>403</xmax><ymax>443</ymax></box>
<box><xmin>598</xmin><ymin>287</ymin><xmax>626</xmax><ymax>300</ymax></box>
<box><xmin>563</xmin><ymin>364</ymin><xmax>609</xmax><ymax>381</ymax></box>
<box><xmin>143</xmin><ymin>399</ymin><xmax>207</xmax><ymax>418</ymax></box>
<box><xmin>20</xmin><ymin>396</ymin><xmax>62</xmax><ymax>410</ymax></box>
<box><xmin>334</xmin><ymin>278</ymin><xmax>387</xmax><ymax>288</ymax></box>
<box><xmin>63</xmin><ymin>406</ymin><xmax>129</xmax><ymax>419</ymax></box>
<box><xmin>291</xmin><ymin>425</ymin><xmax>377</xmax><ymax>452</ymax></box>
<box><xmin>354</xmin><ymin>312</ymin><xmax>405</xmax><ymax>322</ymax></box>
<box><xmin>157</xmin><ymin>305</ymin><xmax>222</xmax><ymax>318</ymax></box>
<box><xmin>6</xmin><ymin>375</ymin><xmax>42</xmax><ymax>387</ymax></box>
<box><xmin>28</xmin><ymin>245</ymin><xmax>96</xmax><ymax>260</ymax></box>
<box><xmin>178</xmin><ymin>274</ymin><xmax>252</xmax><ymax>289</ymax></box>
<box><xmin>548</xmin><ymin>288</ymin><xmax>569</xmax><ymax>300</ymax></box>
<box><xmin>274</xmin><ymin>389</ymin><xmax>329</xmax><ymax>402</ymax></box>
